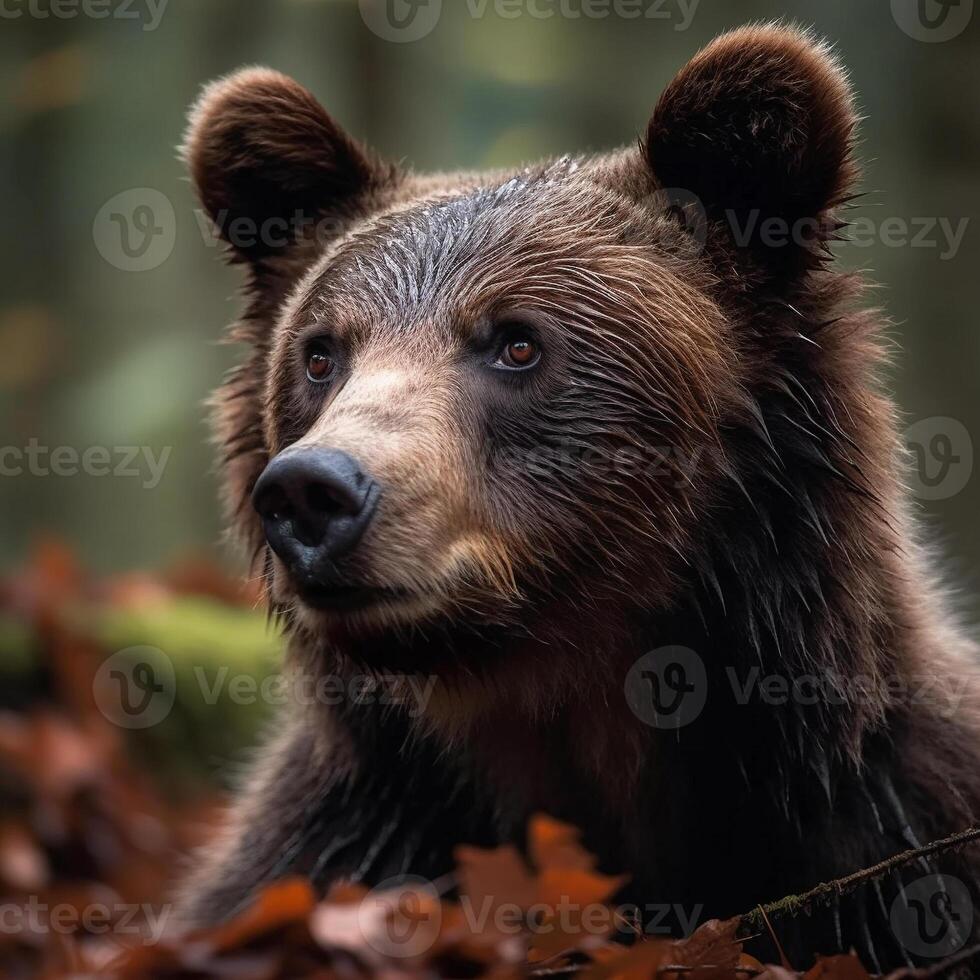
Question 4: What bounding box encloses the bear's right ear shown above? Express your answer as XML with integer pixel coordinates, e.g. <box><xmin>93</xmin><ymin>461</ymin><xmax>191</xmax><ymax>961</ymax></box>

<box><xmin>183</xmin><ymin>68</ymin><xmax>396</xmax><ymax>266</ymax></box>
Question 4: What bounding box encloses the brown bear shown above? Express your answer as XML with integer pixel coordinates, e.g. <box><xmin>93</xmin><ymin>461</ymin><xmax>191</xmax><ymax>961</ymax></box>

<box><xmin>179</xmin><ymin>24</ymin><xmax>980</xmax><ymax>971</ymax></box>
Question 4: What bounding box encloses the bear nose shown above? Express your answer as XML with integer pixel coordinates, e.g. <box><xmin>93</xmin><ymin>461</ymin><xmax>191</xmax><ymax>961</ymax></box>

<box><xmin>251</xmin><ymin>448</ymin><xmax>379</xmax><ymax>566</ymax></box>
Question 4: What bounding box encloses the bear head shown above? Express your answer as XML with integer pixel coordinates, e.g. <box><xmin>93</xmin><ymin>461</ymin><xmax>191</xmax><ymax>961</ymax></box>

<box><xmin>185</xmin><ymin>24</ymin><xmax>867</xmax><ymax>685</ymax></box>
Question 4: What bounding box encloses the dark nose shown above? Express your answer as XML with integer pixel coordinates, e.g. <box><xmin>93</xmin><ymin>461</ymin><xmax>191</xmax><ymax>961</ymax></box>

<box><xmin>251</xmin><ymin>447</ymin><xmax>379</xmax><ymax>571</ymax></box>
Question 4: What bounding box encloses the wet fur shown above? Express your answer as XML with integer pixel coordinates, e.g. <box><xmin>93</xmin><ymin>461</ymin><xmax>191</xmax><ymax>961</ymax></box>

<box><xmin>178</xmin><ymin>25</ymin><xmax>980</xmax><ymax>971</ymax></box>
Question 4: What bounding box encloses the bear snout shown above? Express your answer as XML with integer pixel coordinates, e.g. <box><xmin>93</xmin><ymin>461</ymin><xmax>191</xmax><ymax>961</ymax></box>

<box><xmin>251</xmin><ymin>446</ymin><xmax>381</xmax><ymax>605</ymax></box>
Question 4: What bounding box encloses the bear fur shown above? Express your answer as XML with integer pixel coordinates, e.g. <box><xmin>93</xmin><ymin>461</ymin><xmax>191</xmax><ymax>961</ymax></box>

<box><xmin>179</xmin><ymin>24</ymin><xmax>980</xmax><ymax>971</ymax></box>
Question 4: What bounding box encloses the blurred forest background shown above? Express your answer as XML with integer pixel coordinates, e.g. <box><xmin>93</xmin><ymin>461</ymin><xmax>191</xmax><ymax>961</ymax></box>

<box><xmin>1</xmin><ymin>0</ymin><xmax>978</xmax><ymax>598</ymax></box>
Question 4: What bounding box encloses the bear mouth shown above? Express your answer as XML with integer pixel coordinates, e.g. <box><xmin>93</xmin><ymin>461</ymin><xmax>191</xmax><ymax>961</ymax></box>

<box><xmin>297</xmin><ymin>581</ymin><xmax>413</xmax><ymax>612</ymax></box>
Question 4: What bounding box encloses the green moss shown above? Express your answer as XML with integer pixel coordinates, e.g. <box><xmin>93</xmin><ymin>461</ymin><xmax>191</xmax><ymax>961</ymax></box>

<box><xmin>0</xmin><ymin>614</ymin><xmax>34</xmax><ymax>673</ymax></box>
<box><xmin>88</xmin><ymin>597</ymin><xmax>286</xmax><ymax>787</ymax></box>
<box><xmin>93</xmin><ymin>597</ymin><xmax>283</xmax><ymax>669</ymax></box>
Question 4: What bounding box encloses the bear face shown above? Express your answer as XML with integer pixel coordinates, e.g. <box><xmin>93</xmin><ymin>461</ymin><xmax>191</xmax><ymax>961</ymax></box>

<box><xmin>185</xmin><ymin>25</ymin><xmax>863</xmax><ymax>675</ymax></box>
<box><xmin>256</xmin><ymin>168</ymin><xmax>738</xmax><ymax>640</ymax></box>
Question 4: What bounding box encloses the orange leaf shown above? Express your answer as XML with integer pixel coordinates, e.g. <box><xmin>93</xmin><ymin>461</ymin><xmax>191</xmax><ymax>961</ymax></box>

<box><xmin>803</xmin><ymin>953</ymin><xmax>873</xmax><ymax>979</ymax></box>
<box><xmin>456</xmin><ymin>843</ymin><xmax>538</xmax><ymax>912</ymax></box>
<box><xmin>668</xmin><ymin>917</ymin><xmax>742</xmax><ymax>971</ymax></box>
<box><xmin>582</xmin><ymin>937</ymin><xmax>673</xmax><ymax>980</ymax></box>
<box><xmin>529</xmin><ymin>814</ymin><xmax>597</xmax><ymax>872</ymax></box>
<box><xmin>537</xmin><ymin>868</ymin><xmax>627</xmax><ymax>910</ymax></box>
<box><xmin>196</xmin><ymin>878</ymin><xmax>315</xmax><ymax>953</ymax></box>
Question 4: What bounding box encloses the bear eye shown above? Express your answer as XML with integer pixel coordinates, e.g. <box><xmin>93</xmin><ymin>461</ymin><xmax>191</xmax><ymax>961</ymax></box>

<box><xmin>494</xmin><ymin>336</ymin><xmax>541</xmax><ymax>371</ymax></box>
<box><xmin>306</xmin><ymin>343</ymin><xmax>335</xmax><ymax>383</ymax></box>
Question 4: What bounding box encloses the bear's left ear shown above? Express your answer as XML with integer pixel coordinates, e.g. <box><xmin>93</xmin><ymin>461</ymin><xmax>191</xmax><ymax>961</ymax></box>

<box><xmin>645</xmin><ymin>24</ymin><xmax>858</xmax><ymax>269</ymax></box>
<box><xmin>183</xmin><ymin>68</ymin><xmax>397</xmax><ymax>266</ymax></box>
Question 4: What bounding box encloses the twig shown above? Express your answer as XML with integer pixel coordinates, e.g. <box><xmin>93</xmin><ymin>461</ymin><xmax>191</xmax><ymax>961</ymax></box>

<box><xmin>738</xmin><ymin>826</ymin><xmax>980</xmax><ymax>936</ymax></box>
<box><xmin>532</xmin><ymin>829</ymin><xmax>980</xmax><ymax>980</ymax></box>
<box><xmin>758</xmin><ymin>902</ymin><xmax>791</xmax><ymax>969</ymax></box>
